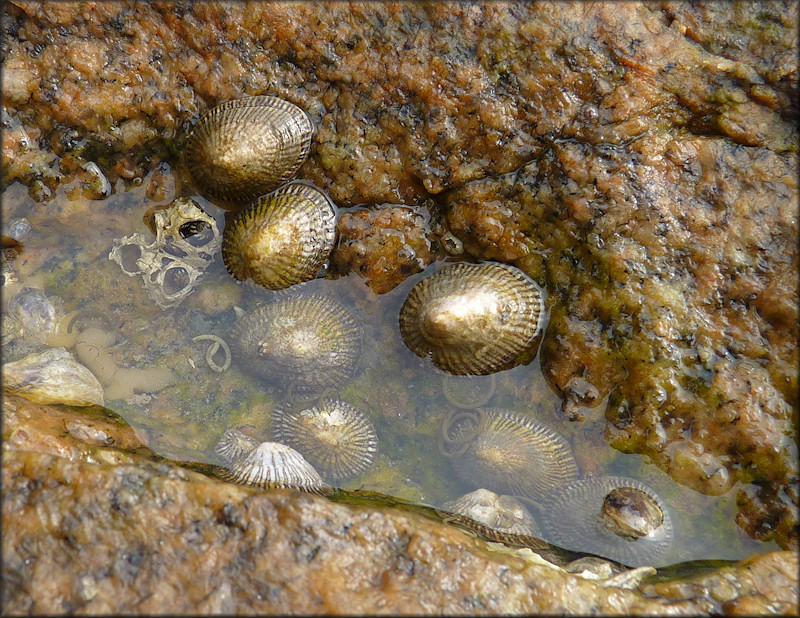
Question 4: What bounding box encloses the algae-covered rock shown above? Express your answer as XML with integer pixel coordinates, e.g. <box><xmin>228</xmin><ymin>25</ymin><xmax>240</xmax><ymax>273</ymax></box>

<box><xmin>2</xmin><ymin>396</ymin><xmax>798</xmax><ymax>614</ymax></box>
<box><xmin>1</xmin><ymin>0</ymin><xmax>797</xmax><ymax>608</ymax></box>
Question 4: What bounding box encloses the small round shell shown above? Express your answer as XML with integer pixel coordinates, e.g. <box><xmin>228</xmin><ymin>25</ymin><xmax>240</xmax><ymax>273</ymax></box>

<box><xmin>231</xmin><ymin>294</ymin><xmax>362</xmax><ymax>394</ymax></box>
<box><xmin>538</xmin><ymin>476</ymin><xmax>673</xmax><ymax>567</ymax></box>
<box><xmin>439</xmin><ymin>407</ymin><xmax>578</xmax><ymax>499</ymax></box>
<box><xmin>399</xmin><ymin>262</ymin><xmax>545</xmax><ymax>375</ymax></box>
<box><xmin>213</xmin><ymin>428</ymin><xmax>259</xmax><ymax>464</ymax></box>
<box><xmin>215</xmin><ymin>441</ymin><xmax>327</xmax><ymax>494</ymax></box>
<box><xmin>185</xmin><ymin>96</ymin><xmax>313</xmax><ymax>203</ymax></box>
<box><xmin>222</xmin><ymin>182</ymin><xmax>336</xmax><ymax>290</ymax></box>
<box><xmin>272</xmin><ymin>398</ymin><xmax>378</xmax><ymax>479</ymax></box>
<box><xmin>442</xmin><ymin>488</ymin><xmax>540</xmax><ymax>537</ymax></box>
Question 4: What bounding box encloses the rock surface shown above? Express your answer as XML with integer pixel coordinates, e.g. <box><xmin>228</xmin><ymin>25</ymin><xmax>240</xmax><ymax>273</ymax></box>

<box><xmin>3</xmin><ymin>395</ymin><xmax>798</xmax><ymax>615</ymax></box>
<box><xmin>1</xmin><ymin>0</ymin><xmax>798</xmax><ymax>610</ymax></box>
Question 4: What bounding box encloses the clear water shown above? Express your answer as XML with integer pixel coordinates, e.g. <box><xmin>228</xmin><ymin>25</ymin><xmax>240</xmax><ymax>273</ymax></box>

<box><xmin>1</xmin><ymin>170</ymin><xmax>781</xmax><ymax>568</ymax></box>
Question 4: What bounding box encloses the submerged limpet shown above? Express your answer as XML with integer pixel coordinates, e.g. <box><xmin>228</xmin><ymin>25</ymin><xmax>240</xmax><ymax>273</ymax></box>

<box><xmin>272</xmin><ymin>398</ymin><xmax>378</xmax><ymax>480</ymax></box>
<box><xmin>185</xmin><ymin>95</ymin><xmax>313</xmax><ymax>203</ymax></box>
<box><xmin>538</xmin><ymin>476</ymin><xmax>673</xmax><ymax>567</ymax></box>
<box><xmin>399</xmin><ymin>262</ymin><xmax>545</xmax><ymax>375</ymax></box>
<box><xmin>441</xmin><ymin>488</ymin><xmax>540</xmax><ymax>538</ymax></box>
<box><xmin>215</xmin><ymin>441</ymin><xmax>328</xmax><ymax>494</ymax></box>
<box><xmin>221</xmin><ymin>182</ymin><xmax>337</xmax><ymax>290</ymax></box>
<box><xmin>214</xmin><ymin>428</ymin><xmax>259</xmax><ymax>464</ymax></box>
<box><xmin>439</xmin><ymin>407</ymin><xmax>578</xmax><ymax>499</ymax></box>
<box><xmin>230</xmin><ymin>294</ymin><xmax>362</xmax><ymax>395</ymax></box>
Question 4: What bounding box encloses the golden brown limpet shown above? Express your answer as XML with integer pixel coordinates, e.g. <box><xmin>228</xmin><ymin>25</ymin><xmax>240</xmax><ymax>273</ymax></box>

<box><xmin>399</xmin><ymin>262</ymin><xmax>545</xmax><ymax>375</ymax></box>
<box><xmin>185</xmin><ymin>95</ymin><xmax>313</xmax><ymax>203</ymax></box>
<box><xmin>221</xmin><ymin>182</ymin><xmax>337</xmax><ymax>291</ymax></box>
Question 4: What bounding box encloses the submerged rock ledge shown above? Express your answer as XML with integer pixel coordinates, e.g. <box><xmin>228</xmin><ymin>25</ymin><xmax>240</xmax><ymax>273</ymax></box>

<box><xmin>2</xmin><ymin>396</ymin><xmax>797</xmax><ymax>614</ymax></box>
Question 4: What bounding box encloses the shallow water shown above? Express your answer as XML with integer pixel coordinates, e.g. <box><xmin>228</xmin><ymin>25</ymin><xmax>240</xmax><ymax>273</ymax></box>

<box><xmin>1</xmin><ymin>168</ymin><xmax>782</xmax><ymax>568</ymax></box>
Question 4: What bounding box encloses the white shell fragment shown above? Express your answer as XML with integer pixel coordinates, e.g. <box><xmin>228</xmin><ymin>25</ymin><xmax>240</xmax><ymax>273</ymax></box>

<box><xmin>109</xmin><ymin>197</ymin><xmax>221</xmax><ymax>308</ymax></box>
<box><xmin>2</xmin><ymin>347</ymin><xmax>105</xmax><ymax>407</ymax></box>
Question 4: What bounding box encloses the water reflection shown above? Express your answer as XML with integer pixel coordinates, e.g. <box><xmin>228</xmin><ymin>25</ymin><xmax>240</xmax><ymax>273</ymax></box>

<box><xmin>0</xmin><ymin>169</ymin><xmax>781</xmax><ymax>568</ymax></box>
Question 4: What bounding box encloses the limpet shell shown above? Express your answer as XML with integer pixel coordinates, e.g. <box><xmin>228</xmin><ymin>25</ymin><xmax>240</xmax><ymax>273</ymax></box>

<box><xmin>272</xmin><ymin>398</ymin><xmax>378</xmax><ymax>479</ymax></box>
<box><xmin>230</xmin><ymin>294</ymin><xmax>362</xmax><ymax>394</ymax></box>
<box><xmin>215</xmin><ymin>441</ymin><xmax>327</xmax><ymax>494</ymax></box>
<box><xmin>399</xmin><ymin>262</ymin><xmax>544</xmax><ymax>375</ymax></box>
<box><xmin>222</xmin><ymin>182</ymin><xmax>337</xmax><ymax>290</ymax></box>
<box><xmin>2</xmin><ymin>347</ymin><xmax>104</xmax><ymax>407</ymax></box>
<box><xmin>439</xmin><ymin>407</ymin><xmax>578</xmax><ymax>499</ymax></box>
<box><xmin>185</xmin><ymin>95</ymin><xmax>313</xmax><ymax>203</ymax></box>
<box><xmin>213</xmin><ymin>428</ymin><xmax>259</xmax><ymax>464</ymax></box>
<box><xmin>441</xmin><ymin>488</ymin><xmax>540</xmax><ymax>538</ymax></box>
<box><xmin>538</xmin><ymin>476</ymin><xmax>673</xmax><ymax>567</ymax></box>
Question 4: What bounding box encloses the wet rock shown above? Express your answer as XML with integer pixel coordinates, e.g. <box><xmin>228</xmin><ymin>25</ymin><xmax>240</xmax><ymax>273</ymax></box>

<box><xmin>1</xmin><ymin>0</ymin><xmax>797</xmax><ymax>603</ymax></box>
<box><xmin>3</xmin><ymin>2</ymin><xmax>794</xmax><ymax>203</ymax></box>
<box><xmin>333</xmin><ymin>204</ymin><xmax>441</xmax><ymax>294</ymax></box>
<box><xmin>2</xmin><ymin>395</ymin><xmax>798</xmax><ymax>614</ymax></box>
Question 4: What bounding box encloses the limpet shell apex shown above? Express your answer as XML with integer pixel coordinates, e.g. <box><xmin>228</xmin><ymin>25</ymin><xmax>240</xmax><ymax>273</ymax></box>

<box><xmin>185</xmin><ymin>95</ymin><xmax>313</xmax><ymax>203</ymax></box>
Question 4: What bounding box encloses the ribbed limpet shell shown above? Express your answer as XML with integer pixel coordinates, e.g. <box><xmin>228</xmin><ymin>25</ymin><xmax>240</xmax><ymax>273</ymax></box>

<box><xmin>538</xmin><ymin>476</ymin><xmax>673</xmax><ymax>567</ymax></box>
<box><xmin>222</xmin><ymin>182</ymin><xmax>337</xmax><ymax>290</ymax></box>
<box><xmin>439</xmin><ymin>407</ymin><xmax>578</xmax><ymax>499</ymax></box>
<box><xmin>215</xmin><ymin>441</ymin><xmax>327</xmax><ymax>494</ymax></box>
<box><xmin>185</xmin><ymin>95</ymin><xmax>313</xmax><ymax>203</ymax></box>
<box><xmin>231</xmin><ymin>294</ymin><xmax>362</xmax><ymax>394</ymax></box>
<box><xmin>441</xmin><ymin>488</ymin><xmax>541</xmax><ymax>538</ymax></box>
<box><xmin>272</xmin><ymin>398</ymin><xmax>378</xmax><ymax>479</ymax></box>
<box><xmin>399</xmin><ymin>262</ymin><xmax>545</xmax><ymax>375</ymax></box>
<box><xmin>213</xmin><ymin>428</ymin><xmax>259</xmax><ymax>464</ymax></box>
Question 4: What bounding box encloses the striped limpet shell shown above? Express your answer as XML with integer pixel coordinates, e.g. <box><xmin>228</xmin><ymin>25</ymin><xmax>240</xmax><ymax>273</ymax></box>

<box><xmin>213</xmin><ymin>427</ymin><xmax>259</xmax><ymax>464</ymax></box>
<box><xmin>221</xmin><ymin>181</ymin><xmax>337</xmax><ymax>291</ymax></box>
<box><xmin>538</xmin><ymin>476</ymin><xmax>674</xmax><ymax>567</ymax></box>
<box><xmin>230</xmin><ymin>294</ymin><xmax>362</xmax><ymax>395</ymax></box>
<box><xmin>272</xmin><ymin>398</ymin><xmax>378</xmax><ymax>480</ymax></box>
<box><xmin>399</xmin><ymin>262</ymin><xmax>545</xmax><ymax>375</ymax></box>
<box><xmin>439</xmin><ymin>407</ymin><xmax>578</xmax><ymax>500</ymax></box>
<box><xmin>185</xmin><ymin>95</ymin><xmax>313</xmax><ymax>203</ymax></box>
<box><xmin>215</xmin><ymin>441</ymin><xmax>328</xmax><ymax>494</ymax></box>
